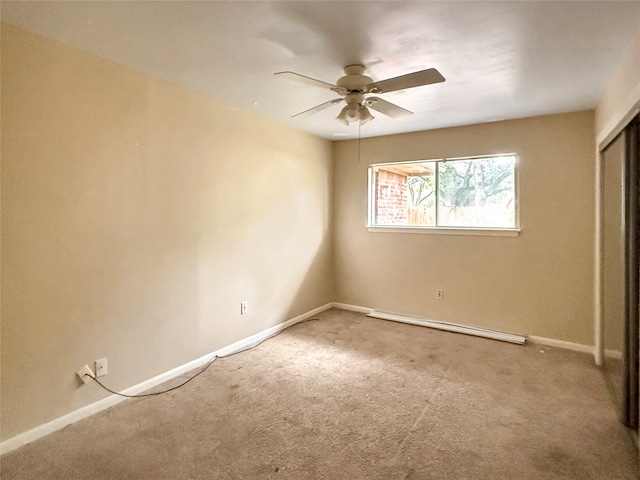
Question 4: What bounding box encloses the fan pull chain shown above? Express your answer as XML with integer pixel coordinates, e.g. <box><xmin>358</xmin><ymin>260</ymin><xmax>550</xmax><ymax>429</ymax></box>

<box><xmin>358</xmin><ymin>122</ymin><xmax>362</xmax><ymax>163</ymax></box>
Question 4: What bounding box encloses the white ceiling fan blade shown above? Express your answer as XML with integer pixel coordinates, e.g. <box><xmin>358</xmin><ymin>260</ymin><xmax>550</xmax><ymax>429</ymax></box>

<box><xmin>292</xmin><ymin>98</ymin><xmax>343</xmax><ymax>118</ymax></box>
<box><xmin>366</xmin><ymin>97</ymin><xmax>413</xmax><ymax>120</ymax></box>
<box><xmin>275</xmin><ymin>71</ymin><xmax>337</xmax><ymax>90</ymax></box>
<box><xmin>367</xmin><ymin>68</ymin><xmax>445</xmax><ymax>94</ymax></box>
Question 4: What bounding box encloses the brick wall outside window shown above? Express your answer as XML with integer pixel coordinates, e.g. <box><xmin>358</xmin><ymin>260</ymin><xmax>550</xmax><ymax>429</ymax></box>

<box><xmin>374</xmin><ymin>169</ymin><xmax>408</xmax><ymax>224</ymax></box>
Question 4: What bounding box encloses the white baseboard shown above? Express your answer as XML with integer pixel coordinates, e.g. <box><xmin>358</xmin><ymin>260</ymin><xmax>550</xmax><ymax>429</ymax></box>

<box><xmin>528</xmin><ymin>335</ymin><xmax>594</xmax><ymax>355</ymax></box>
<box><xmin>368</xmin><ymin>310</ymin><xmax>526</xmax><ymax>345</ymax></box>
<box><xmin>333</xmin><ymin>304</ymin><xmax>596</xmax><ymax>355</ymax></box>
<box><xmin>0</xmin><ymin>303</ymin><xmax>333</xmax><ymax>456</ymax></box>
<box><xmin>0</xmin><ymin>302</ymin><xmax>600</xmax><ymax>455</ymax></box>
<box><xmin>604</xmin><ymin>349</ymin><xmax>624</xmax><ymax>360</ymax></box>
<box><xmin>331</xmin><ymin>302</ymin><xmax>373</xmax><ymax>314</ymax></box>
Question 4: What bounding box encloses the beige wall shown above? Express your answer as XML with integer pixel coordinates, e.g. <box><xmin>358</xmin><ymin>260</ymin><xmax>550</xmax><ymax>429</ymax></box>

<box><xmin>595</xmin><ymin>28</ymin><xmax>640</xmax><ymax>143</ymax></box>
<box><xmin>333</xmin><ymin>111</ymin><xmax>595</xmax><ymax>345</ymax></box>
<box><xmin>1</xmin><ymin>24</ymin><xmax>333</xmax><ymax>441</ymax></box>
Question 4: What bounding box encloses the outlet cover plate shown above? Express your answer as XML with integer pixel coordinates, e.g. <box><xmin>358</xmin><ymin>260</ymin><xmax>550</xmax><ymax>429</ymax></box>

<box><xmin>95</xmin><ymin>358</ymin><xmax>108</xmax><ymax>377</ymax></box>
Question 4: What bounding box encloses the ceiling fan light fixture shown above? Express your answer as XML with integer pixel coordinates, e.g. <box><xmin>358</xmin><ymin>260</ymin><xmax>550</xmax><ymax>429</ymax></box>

<box><xmin>359</xmin><ymin>106</ymin><xmax>374</xmax><ymax>125</ymax></box>
<box><xmin>336</xmin><ymin>103</ymin><xmax>363</xmax><ymax>125</ymax></box>
<box><xmin>346</xmin><ymin>104</ymin><xmax>361</xmax><ymax>122</ymax></box>
<box><xmin>335</xmin><ymin>106</ymin><xmax>350</xmax><ymax>125</ymax></box>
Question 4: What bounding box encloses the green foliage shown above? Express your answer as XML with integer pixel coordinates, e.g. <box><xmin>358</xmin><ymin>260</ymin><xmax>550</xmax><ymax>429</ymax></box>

<box><xmin>406</xmin><ymin>157</ymin><xmax>514</xmax><ymax>208</ymax></box>
<box><xmin>439</xmin><ymin>157</ymin><xmax>514</xmax><ymax>207</ymax></box>
<box><xmin>407</xmin><ymin>174</ymin><xmax>435</xmax><ymax>207</ymax></box>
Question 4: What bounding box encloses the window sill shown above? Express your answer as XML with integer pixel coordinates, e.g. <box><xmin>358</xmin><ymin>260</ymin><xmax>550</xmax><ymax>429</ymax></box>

<box><xmin>367</xmin><ymin>226</ymin><xmax>521</xmax><ymax>237</ymax></box>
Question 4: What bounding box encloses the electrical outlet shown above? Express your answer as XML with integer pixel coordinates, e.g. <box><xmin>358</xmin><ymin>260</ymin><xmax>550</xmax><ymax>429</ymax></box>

<box><xmin>436</xmin><ymin>289</ymin><xmax>444</xmax><ymax>300</ymax></box>
<box><xmin>77</xmin><ymin>364</ymin><xmax>94</xmax><ymax>383</ymax></box>
<box><xmin>95</xmin><ymin>358</ymin><xmax>108</xmax><ymax>377</ymax></box>
<box><xmin>240</xmin><ymin>301</ymin><xmax>248</xmax><ymax>315</ymax></box>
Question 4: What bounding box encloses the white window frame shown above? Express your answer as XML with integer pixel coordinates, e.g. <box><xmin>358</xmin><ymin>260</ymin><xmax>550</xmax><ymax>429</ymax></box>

<box><xmin>367</xmin><ymin>153</ymin><xmax>521</xmax><ymax>237</ymax></box>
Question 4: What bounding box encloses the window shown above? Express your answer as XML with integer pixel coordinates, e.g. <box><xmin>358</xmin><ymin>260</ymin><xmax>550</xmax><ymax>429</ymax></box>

<box><xmin>368</xmin><ymin>154</ymin><xmax>518</xmax><ymax>232</ymax></box>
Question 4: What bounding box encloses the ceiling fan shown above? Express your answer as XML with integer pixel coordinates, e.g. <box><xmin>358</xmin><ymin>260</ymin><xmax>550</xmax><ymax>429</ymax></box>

<box><xmin>275</xmin><ymin>64</ymin><xmax>445</xmax><ymax>125</ymax></box>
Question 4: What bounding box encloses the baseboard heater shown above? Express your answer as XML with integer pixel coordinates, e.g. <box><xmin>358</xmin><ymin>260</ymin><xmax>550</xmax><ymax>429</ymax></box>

<box><xmin>367</xmin><ymin>310</ymin><xmax>526</xmax><ymax>345</ymax></box>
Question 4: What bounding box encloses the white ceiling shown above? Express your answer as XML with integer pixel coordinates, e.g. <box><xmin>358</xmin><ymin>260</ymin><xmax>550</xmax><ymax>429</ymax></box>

<box><xmin>2</xmin><ymin>1</ymin><xmax>640</xmax><ymax>140</ymax></box>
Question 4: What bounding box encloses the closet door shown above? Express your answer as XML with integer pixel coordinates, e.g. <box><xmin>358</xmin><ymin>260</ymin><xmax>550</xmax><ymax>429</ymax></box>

<box><xmin>625</xmin><ymin>117</ymin><xmax>639</xmax><ymax>429</ymax></box>
<box><xmin>603</xmin><ymin>131</ymin><xmax>627</xmax><ymax>417</ymax></box>
<box><xmin>602</xmin><ymin>115</ymin><xmax>639</xmax><ymax>428</ymax></box>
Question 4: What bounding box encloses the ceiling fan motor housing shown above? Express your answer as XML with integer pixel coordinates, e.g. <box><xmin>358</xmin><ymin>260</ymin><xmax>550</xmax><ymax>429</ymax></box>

<box><xmin>336</xmin><ymin>64</ymin><xmax>373</xmax><ymax>93</ymax></box>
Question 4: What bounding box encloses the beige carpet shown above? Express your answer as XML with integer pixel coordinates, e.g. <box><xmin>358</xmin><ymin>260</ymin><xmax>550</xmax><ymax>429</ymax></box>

<box><xmin>2</xmin><ymin>309</ymin><xmax>638</xmax><ymax>479</ymax></box>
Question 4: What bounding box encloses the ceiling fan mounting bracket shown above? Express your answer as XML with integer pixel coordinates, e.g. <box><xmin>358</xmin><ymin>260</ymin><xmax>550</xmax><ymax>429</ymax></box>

<box><xmin>343</xmin><ymin>64</ymin><xmax>366</xmax><ymax>75</ymax></box>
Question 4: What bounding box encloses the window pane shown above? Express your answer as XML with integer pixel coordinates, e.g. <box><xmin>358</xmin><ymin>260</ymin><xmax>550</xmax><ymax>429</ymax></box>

<box><xmin>372</xmin><ymin>162</ymin><xmax>436</xmax><ymax>226</ymax></box>
<box><xmin>437</xmin><ymin>156</ymin><xmax>516</xmax><ymax>228</ymax></box>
